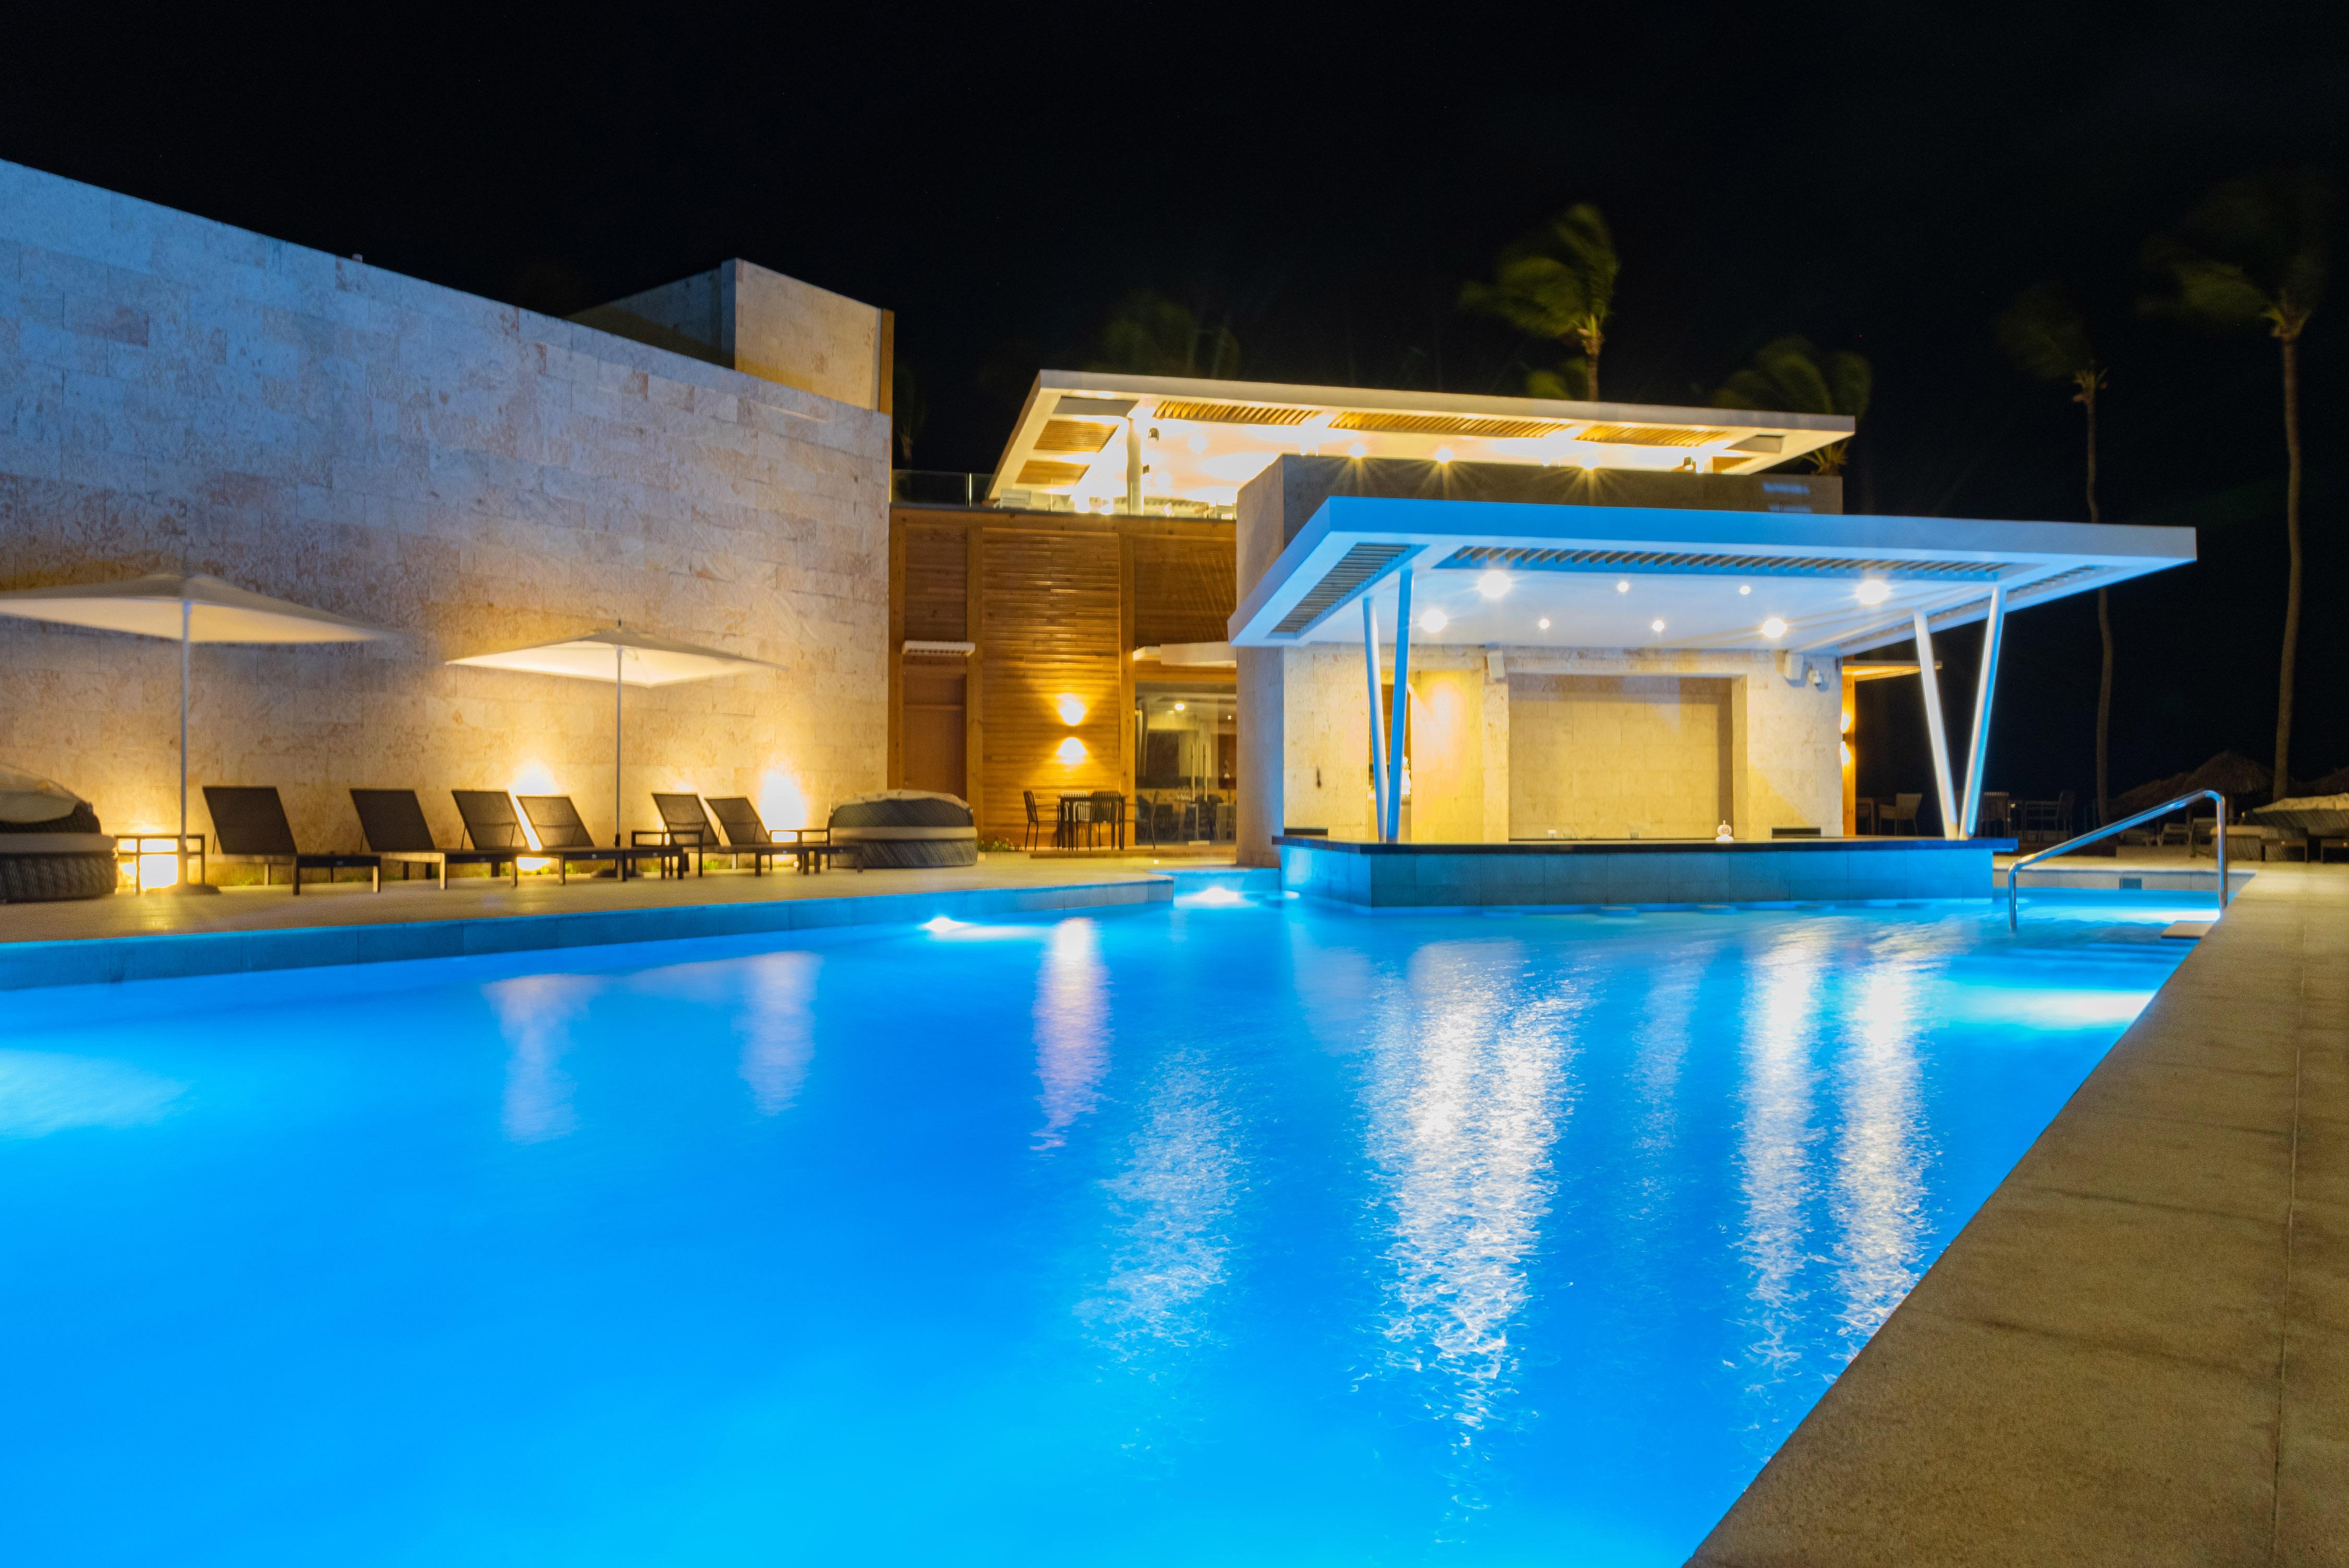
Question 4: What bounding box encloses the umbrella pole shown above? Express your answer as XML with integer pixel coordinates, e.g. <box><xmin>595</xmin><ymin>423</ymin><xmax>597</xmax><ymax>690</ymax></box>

<box><xmin>178</xmin><ymin>602</ymin><xmax>190</xmax><ymax>886</ymax></box>
<box><xmin>614</xmin><ymin>645</ymin><xmax>623</xmax><ymax>848</ymax></box>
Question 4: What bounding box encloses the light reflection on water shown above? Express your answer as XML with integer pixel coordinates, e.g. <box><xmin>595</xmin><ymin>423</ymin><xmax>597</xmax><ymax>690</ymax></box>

<box><xmin>1034</xmin><ymin>919</ymin><xmax>1110</xmax><ymax>1152</ymax></box>
<box><xmin>486</xmin><ymin>973</ymin><xmax>593</xmax><ymax>1144</ymax></box>
<box><xmin>1361</xmin><ymin>939</ymin><xmax>1586</xmax><ymax>1497</ymax></box>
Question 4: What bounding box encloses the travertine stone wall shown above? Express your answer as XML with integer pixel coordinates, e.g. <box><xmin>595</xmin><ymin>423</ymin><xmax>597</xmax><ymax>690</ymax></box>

<box><xmin>1508</xmin><ymin>674</ymin><xmax>1735</xmax><ymax>839</ymax></box>
<box><xmin>0</xmin><ymin>159</ymin><xmax>890</xmax><ymax>855</ymax></box>
<box><xmin>578</xmin><ymin>260</ymin><xmax>891</xmax><ymax>413</ymax></box>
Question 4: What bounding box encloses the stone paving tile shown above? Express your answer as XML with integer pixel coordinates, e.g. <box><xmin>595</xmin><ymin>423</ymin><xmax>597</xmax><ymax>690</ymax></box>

<box><xmin>2012</xmin><ymin>1106</ymin><xmax>2292</xmax><ymax>1224</ymax></box>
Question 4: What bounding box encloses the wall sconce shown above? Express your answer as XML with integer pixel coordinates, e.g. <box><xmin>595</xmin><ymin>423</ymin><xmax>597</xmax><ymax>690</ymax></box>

<box><xmin>1055</xmin><ymin>693</ymin><xmax>1086</xmax><ymax>726</ymax></box>
<box><xmin>1057</xmin><ymin>736</ymin><xmax>1087</xmax><ymax>764</ymax></box>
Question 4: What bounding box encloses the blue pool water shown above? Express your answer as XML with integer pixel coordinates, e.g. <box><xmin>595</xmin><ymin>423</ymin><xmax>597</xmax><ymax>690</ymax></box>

<box><xmin>1</xmin><ymin>893</ymin><xmax>2189</xmax><ymax>1564</ymax></box>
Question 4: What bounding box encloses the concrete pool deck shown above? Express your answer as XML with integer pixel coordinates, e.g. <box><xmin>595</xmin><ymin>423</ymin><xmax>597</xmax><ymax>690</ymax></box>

<box><xmin>1693</xmin><ymin>857</ymin><xmax>2349</xmax><ymax>1566</ymax></box>
<box><xmin>0</xmin><ymin>856</ymin><xmax>1232</xmax><ymax>990</ymax></box>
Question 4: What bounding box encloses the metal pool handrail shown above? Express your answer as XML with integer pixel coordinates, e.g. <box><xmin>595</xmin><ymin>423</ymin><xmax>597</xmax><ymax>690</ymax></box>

<box><xmin>2007</xmin><ymin>789</ymin><xmax>2226</xmax><ymax>932</ymax></box>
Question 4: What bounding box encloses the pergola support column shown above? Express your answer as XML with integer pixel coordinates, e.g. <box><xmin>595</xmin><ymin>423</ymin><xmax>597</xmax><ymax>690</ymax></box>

<box><xmin>1362</xmin><ymin>594</ymin><xmax>1389</xmax><ymax>842</ymax></box>
<box><xmin>1385</xmin><ymin>569</ymin><xmax>1414</xmax><ymax>844</ymax></box>
<box><xmin>1957</xmin><ymin>584</ymin><xmax>2007</xmax><ymax>839</ymax></box>
<box><xmin>1912</xmin><ymin>609</ymin><xmax>1960</xmax><ymax>840</ymax></box>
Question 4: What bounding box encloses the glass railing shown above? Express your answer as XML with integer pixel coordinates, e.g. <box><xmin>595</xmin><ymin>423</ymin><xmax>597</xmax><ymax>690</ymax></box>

<box><xmin>890</xmin><ymin>471</ymin><xmax>1235</xmax><ymax>521</ymax></box>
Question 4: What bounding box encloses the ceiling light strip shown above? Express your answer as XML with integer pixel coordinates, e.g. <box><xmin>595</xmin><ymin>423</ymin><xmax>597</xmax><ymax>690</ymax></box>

<box><xmin>1431</xmin><ymin>546</ymin><xmax>2009</xmax><ymax>581</ymax></box>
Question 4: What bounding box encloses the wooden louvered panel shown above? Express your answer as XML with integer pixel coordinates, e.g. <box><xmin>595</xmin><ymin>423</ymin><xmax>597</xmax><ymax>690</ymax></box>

<box><xmin>1034</xmin><ymin>418</ymin><xmax>1117</xmax><ymax>454</ymax></box>
<box><xmin>1132</xmin><ymin>534</ymin><xmax>1237</xmax><ymax>648</ymax></box>
<box><xmin>902</xmin><ymin>522</ymin><xmax>968</xmax><ymax>641</ymax></box>
<box><xmin>978</xmin><ymin>528</ymin><xmax>1125</xmax><ymax>846</ymax></box>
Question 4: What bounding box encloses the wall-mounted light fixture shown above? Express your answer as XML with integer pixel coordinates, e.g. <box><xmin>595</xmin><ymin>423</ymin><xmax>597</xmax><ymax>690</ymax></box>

<box><xmin>1056</xmin><ymin>736</ymin><xmax>1086</xmax><ymax>764</ymax></box>
<box><xmin>1054</xmin><ymin>693</ymin><xmax>1085</xmax><ymax>726</ymax></box>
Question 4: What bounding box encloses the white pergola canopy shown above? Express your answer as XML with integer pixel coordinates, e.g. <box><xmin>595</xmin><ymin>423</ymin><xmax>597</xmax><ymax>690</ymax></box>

<box><xmin>1228</xmin><ymin>498</ymin><xmax>2196</xmax><ymax>656</ymax></box>
<box><xmin>1228</xmin><ymin>497</ymin><xmax>2196</xmax><ymax>848</ymax></box>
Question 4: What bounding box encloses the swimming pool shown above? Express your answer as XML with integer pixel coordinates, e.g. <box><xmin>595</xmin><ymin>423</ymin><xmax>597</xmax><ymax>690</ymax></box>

<box><xmin>1</xmin><ymin>893</ymin><xmax>2189</xmax><ymax>1564</ymax></box>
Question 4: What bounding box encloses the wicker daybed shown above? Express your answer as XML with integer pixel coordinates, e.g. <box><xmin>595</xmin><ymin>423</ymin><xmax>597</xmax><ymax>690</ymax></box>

<box><xmin>826</xmin><ymin>790</ymin><xmax>978</xmax><ymax>868</ymax></box>
<box><xmin>0</xmin><ymin>764</ymin><xmax>116</xmax><ymax>902</ymax></box>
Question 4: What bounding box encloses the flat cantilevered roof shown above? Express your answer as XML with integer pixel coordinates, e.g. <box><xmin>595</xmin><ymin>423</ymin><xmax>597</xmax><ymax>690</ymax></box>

<box><xmin>1228</xmin><ymin>497</ymin><xmax>2196</xmax><ymax>656</ymax></box>
<box><xmin>991</xmin><ymin>371</ymin><xmax>1853</xmax><ymax>512</ymax></box>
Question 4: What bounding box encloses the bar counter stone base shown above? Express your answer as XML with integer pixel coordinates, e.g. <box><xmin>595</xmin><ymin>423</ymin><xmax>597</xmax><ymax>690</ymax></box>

<box><xmin>1277</xmin><ymin>834</ymin><xmax>2011</xmax><ymax>908</ymax></box>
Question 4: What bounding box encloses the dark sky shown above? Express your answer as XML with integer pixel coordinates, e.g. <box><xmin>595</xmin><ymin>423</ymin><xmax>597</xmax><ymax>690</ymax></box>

<box><xmin>5</xmin><ymin>4</ymin><xmax>2344</xmax><ymax>804</ymax></box>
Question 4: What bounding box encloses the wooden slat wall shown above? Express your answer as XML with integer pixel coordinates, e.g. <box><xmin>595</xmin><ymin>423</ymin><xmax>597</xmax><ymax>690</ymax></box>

<box><xmin>1132</xmin><ymin>534</ymin><xmax>1236</xmax><ymax>647</ymax></box>
<box><xmin>902</xmin><ymin>522</ymin><xmax>968</xmax><ymax>641</ymax></box>
<box><xmin>979</xmin><ymin>526</ymin><xmax>1124</xmax><ymax>845</ymax></box>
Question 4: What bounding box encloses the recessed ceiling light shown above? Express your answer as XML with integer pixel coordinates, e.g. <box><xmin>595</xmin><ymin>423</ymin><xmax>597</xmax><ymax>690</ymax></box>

<box><xmin>1739</xmin><ymin>584</ymin><xmax>1752</xmax><ymax>595</ymax></box>
<box><xmin>1855</xmin><ymin>579</ymin><xmax>1891</xmax><ymax>605</ymax></box>
<box><xmin>1615</xmin><ymin>580</ymin><xmax>1631</xmax><ymax>593</ymax></box>
<box><xmin>1477</xmin><ymin>570</ymin><xmax>1511</xmax><ymax>600</ymax></box>
<box><xmin>1419</xmin><ymin>607</ymin><xmax>1449</xmax><ymax>635</ymax></box>
<box><xmin>1347</xmin><ymin>442</ymin><xmax>1367</xmax><ymax>459</ymax></box>
<box><xmin>1537</xmin><ymin>617</ymin><xmax>1552</xmax><ymax>631</ymax></box>
<box><xmin>1187</xmin><ymin>433</ymin><xmax>1207</xmax><ymax>454</ymax></box>
<box><xmin>1762</xmin><ymin>617</ymin><xmax>1787</xmax><ymax>639</ymax></box>
<box><xmin>1172</xmin><ymin>701</ymin><xmax>1186</xmax><ymax>712</ymax></box>
<box><xmin>1650</xmin><ymin>618</ymin><xmax>1667</xmax><ymax>633</ymax></box>
<box><xmin>1434</xmin><ymin>447</ymin><xmax>1454</xmax><ymax>464</ymax></box>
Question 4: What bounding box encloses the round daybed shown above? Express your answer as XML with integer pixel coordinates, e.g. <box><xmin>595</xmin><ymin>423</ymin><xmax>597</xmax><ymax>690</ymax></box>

<box><xmin>827</xmin><ymin>790</ymin><xmax>978</xmax><ymax>869</ymax></box>
<box><xmin>0</xmin><ymin>764</ymin><xmax>116</xmax><ymax>902</ymax></box>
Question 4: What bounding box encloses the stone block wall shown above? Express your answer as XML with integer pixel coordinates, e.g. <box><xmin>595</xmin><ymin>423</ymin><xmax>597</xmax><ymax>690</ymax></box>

<box><xmin>0</xmin><ymin>159</ymin><xmax>890</xmax><ymax>856</ymax></box>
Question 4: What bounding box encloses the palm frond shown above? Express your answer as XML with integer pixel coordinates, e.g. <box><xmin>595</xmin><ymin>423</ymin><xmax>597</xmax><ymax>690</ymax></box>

<box><xmin>1996</xmin><ymin>280</ymin><xmax>2096</xmax><ymax>382</ymax></box>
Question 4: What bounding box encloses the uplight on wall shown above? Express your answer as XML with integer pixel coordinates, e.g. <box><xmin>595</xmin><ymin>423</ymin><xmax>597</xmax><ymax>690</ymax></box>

<box><xmin>1054</xmin><ymin>693</ymin><xmax>1086</xmax><ymax>726</ymax></box>
<box><xmin>1056</xmin><ymin>736</ymin><xmax>1087</xmax><ymax>764</ymax></box>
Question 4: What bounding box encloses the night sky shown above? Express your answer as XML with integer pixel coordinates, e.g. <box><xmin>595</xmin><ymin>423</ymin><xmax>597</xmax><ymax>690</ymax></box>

<box><xmin>6</xmin><ymin>6</ymin><xmax>2343</xmax><ymax>810</ymax></box>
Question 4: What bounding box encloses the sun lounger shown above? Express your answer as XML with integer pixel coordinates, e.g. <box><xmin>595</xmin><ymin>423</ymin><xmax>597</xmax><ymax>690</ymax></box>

<box><xmin>516</xmin><ymin>794</ymin><xmax>676</xmax><ymax>882</ymax></box>
<box><xmin>703</xmin><ymin>796</ymin><xmax>854</xmax><ymax>873</ymax></box>
<box><xmin>202</xmin><ymin>785</ymin><xmax>380</xmax><ymax>895</ymax></box>
<box><xmin>634</xmin><ymin>792</ymin><xmax>713</xmax><ymax>876</ymax></box>
<box><xmin>350</xmin><ymin>789</ymin><xmax>520</xmax><ymax>887</ymax></box>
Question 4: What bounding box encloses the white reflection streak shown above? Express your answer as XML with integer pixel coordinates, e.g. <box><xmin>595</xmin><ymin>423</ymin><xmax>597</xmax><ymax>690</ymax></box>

<box><xmin>487</xmin><ymin>975</ymin><xmax>590</xmax><ymax>1144</ymax></box>
<box><xmin>1832</xmin><ymin>937</ymin><xmax>1932</xmax><ymax>1347</ymax></box>
<box><xmin>737</xmin><ymin>952</ymin><xmax>819</xmax><ymax>1115</ymax></box>
<box><xmin>1033</xmin><ymin>919</ymin><xmax>1109</xmax><ymax>1151</ymax></box>
<box><xmin>1369</xmin><ymin>944</ymin><xmax>1579</xmax><ymax>1453</ymax></box>
<box><xmin>1631</xmin><ymin>950</ymin><xmax>1708</xmax><ymax>1169</ymax></box>
<box><xmin>1081</xmin><ymin>1050</ymin><xmax>1237</xmax><ymax>1355</ymax></box>
<box><xmin>1736</xmin><ymin>929</ymin><xmax>1826</xmax><ymax>1396</ymax></box>
<box><xmin>0</xmin><ymin>1049</ymin><xmax>185</xmax><ymax>1138</ymax></box>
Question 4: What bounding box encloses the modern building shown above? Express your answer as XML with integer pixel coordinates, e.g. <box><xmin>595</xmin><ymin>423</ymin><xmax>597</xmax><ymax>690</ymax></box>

<box><xmin>885</xmin><ymin>371</ymin><xmax>2196</xmax><ymax>888</ymax></box>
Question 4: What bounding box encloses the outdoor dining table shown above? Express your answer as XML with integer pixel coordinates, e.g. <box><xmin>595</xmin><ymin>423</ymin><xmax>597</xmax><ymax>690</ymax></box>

<box><xmin>1055</xmin><ymin>793</ymin><xmax>1094</xmax><ymax>849</ymax></box>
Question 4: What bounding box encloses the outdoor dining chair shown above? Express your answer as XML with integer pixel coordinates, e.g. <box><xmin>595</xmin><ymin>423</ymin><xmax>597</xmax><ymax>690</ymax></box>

<box><xmin>1022</xmin><ymin>790</ymin><xmax>1047</xmax><ymax>851</ymax></box>
<box><xmin>201</xmin><ymin>785</ymin><xmax>380</xmax><ymax>894</ymax></box>
<box><xmin>1885</xmin><ymin>793</ymin><xmax>1923</xmax><ymax>836</ymax></box>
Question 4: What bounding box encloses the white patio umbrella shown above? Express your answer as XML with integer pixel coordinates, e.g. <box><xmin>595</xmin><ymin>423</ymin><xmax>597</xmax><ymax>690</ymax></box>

<box><xmin>0</xmin><ymin>572</ymin><xmax>393</xmax><ymax>892</ymax></box>
<box><xmin>447</xmin><ymin>626</ymin><xmax>780</xmax><ymax>846</ymax></box>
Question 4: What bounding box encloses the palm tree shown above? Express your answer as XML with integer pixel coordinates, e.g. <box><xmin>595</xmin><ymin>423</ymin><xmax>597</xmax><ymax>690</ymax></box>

<box><xmin>2140</xmin><ymin>167</ymin><xmax>2335</xmax><ymax>795</ymax></box>
<box><xmin>1087</xmin><ymin>290</ymin><xmax>1241</xmax><ymax>379</ymax></box>
<box><xmin>1711</xmin><ymin>337</ymin><xmax>1872</xmax><ymax>475</ymax></box>
<box><xmin>1997</xmin><ymin>282</ymin><xmax>2113</xmax><ymax>819</ymax></box>
<box><xmin>1460</xmin><ymin>205</ymin><xmax>1618</xmax><ymax>401</ymax></box>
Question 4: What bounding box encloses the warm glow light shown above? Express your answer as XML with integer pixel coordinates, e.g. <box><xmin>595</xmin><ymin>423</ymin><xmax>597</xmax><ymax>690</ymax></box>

<box><xmin>1650</xmin><ymin>618</ymin><xmax>1667</xmax><ymax>633</ymax></box>
<box><xmin>1347</xmin><ymin>442</ymin><xmax>1367</xmax><ymax>459</ymax></box>
<box><xmin>1419</xmin><ymin>607</ymin><xmax>1449</xmax><ymax>635</ymax></box>
<box><xmin>1056</xmin><ymin>736</ymin><xmax>1087</xmax><ymax>763</ymax></box>
<box><xmin>1762</xmin><ymin>617</ymin><xmax>1788</xmax><ymax>639</ymax></box>
<box><xmin>1476</xmin><ymin>570</ymin><xmax>1511</xmax><ymax>600</ymax></box>
<box><xmin>1433</xmin><ymin>446</ymin><xmax>1454</xmax><ymax>464</ymax></box>
<box><xmin>1054</xmin><ymin>693</ymin><xmax>1086</xmax><ymax>726</ymax></box>
<box><xmin>508</xmin><ymin>765</ymin><xmax>559</xmax><ymax>850</ymax></box>
<box><xmin>1615</xmin><ymin>580</ymin><xmax>1630</xmax><ymax>593</ymax></box>
<box><xmin>1840</xmin><ymin>709</ymin><xmax>1853</xmax><ymax>734</ymax></box>
<box><xmin>1187</xmin><ymin>433</ymin><xmax>1207</xmax><ymax>454</ymax></box>
<box><xmin>1856</xmin><ymin>579</ymin><xmax>1892</xmax><ymax>605</ymax></box>
<box><xmin>1537</xmin><ymin>617</ymin><xmax>1551</xmax><ymax>630</ymax></box>
<box><xmin>518</xmin><ymin>856</ymin><xmax>555</xmax><ymax>873</ymax></box>
<box><xmin>1172</xmin><ymin>701</ymin><xmax>1187</xmax><ymax>712</ymax></box>
<box><xmin>1841</xmin><ymin>740</ymin><xmax>1853</xmax><ymax>766</ymax></box>
<box><xmin>759</xmin><ymin>768</ymin><xmax>811</xmax><ymax>834</ymax></box>
<box><xmin>137</xmin><ymin>851</ymin><xmax>181</xmax><ymax>888</ymax></box>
